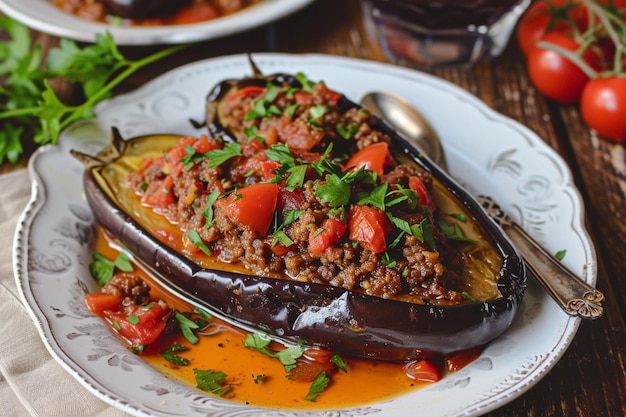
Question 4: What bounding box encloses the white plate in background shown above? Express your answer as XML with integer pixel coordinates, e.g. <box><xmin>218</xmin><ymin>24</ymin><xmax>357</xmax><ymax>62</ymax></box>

<box><xmin>0</xmin><ymin>0</ymin><xmax>315</xmax><ymax>45</ymax></box>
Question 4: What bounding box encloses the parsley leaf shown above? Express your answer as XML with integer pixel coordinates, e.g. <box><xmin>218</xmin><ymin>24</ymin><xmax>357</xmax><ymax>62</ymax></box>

<box><xmin>161</xmin><ymin>345</ymin><xmax>190</xmax><ymax>366</ymax></box>
<box><xmin>206</xmin><ymin>142</ymin><xmax>242</xmax><ymax>168</ymax></box>
<box><xmin>89</xmin><ymin>252</ymin><xmax>133</xmax><ymax>286</ymax></box>
<box><xmin>305</xmin><ymin>371</ymin><xmax>330</xmax><ymax>401</ymax></box>
<box><xmin>0</xmin><ymin>17</ymin><xmax>188</xmax><ymax>164</ymax></box>
<box><xmin>188</xmin><ymin>230</ymin><xmax>212</xmax><ymax>256</ymax></box>
<box><xmin>202</xmin><ymin>190</ymin><xmax>221</xmax><ymax>228</ymax></box>
<box><xmin>244</xmin><ymin>332</ymin><xmax>304</xmax><ymax>372</ymax></box>
<box><xmin>315</xmin><ymin>173</ymin><xmax>351</xmax><ymax>207</ymax></box>
<box><xmin>174</xmin><ymin>310</ymin><xmax>201</xmax><ymax>344</ymax></box>
<box><xmin>193</xmin><ymin>369</ymin><xmax>232</xmax><ymax>396</ymax></box>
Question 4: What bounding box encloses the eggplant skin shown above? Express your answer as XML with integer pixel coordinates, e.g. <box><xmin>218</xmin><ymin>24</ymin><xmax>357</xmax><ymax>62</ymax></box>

<box><xmin>81</xmin><ymin>128</ymin><xmax>525</xmax><ymax>361</ymax></box>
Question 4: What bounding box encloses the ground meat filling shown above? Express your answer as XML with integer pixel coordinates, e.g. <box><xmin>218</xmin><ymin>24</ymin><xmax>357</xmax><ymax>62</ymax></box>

<box><xmin>128</xmin><ymin>76</ymin><xmax>476</xmax><ymax>305</ymax></box>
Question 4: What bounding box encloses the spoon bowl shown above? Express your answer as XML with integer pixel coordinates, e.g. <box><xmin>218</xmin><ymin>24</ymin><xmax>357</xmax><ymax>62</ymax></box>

<box><xmin>360</xmin><ymin>91</ymin><xmax>447</xmax><ymax>168</ymax></box>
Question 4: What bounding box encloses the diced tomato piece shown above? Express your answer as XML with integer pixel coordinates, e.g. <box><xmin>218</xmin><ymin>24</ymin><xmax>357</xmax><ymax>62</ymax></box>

<box><xmin>278</xmin><ymin>187</ymin><xmax>308</xmax><ymax>211</ymax></box>
<box><xmin>294</xmin><ymin>90</ymin><xmax>314</xmax><ymax>106</ymax></box>
<box><xmin>408</xmin><ymin>176</ymin><xmax>436</xmax><ymax>212</ymax></box>
<box><xmin>323</xmin><ymin>89</ymin><xmax>341</xmax><ymax>106</ymax></box>
<box><xmin>404</xmin><ymin>359</ymin><xmax>442</xmax><ymax>383</ymax></box>
<box><xmin>104</xmin><ymin>301</ymin><xmax>170</xmax><ymax>348</ymax></box>
<box><xmin>348</xmin><ymin>205</ymin><xmax>392</xmax><ymax>253</ymax></box>
<box><xmin>142</xmin><ymin>176</ymin><xmax>176</xmax><ymax>208</ymax></box>
<box><xmin>344</xmin><ymin>142</ymin><xmax>395</xmax><ymax>176</ymax></box>
<box><xmin>266</xmin><ymin>237</ymin><xmax>296</xmax><ymax>256</ymax></box>
<box><xmin>227</xmin><ymin>85</ymin><xmax>266</xmax><ymax>101</ymax></box>
<box><xmin>85</xmin><ymin>293</ymin><xmax>123</xmax><ymax>316</ymax></box>
<box><xmin>309</xmin><ymin>217</ymin><xmax>347</xmax><ymax>256</ymax></box>
<box><xmin>214</xmin><ymin>183</ymin><xmax>278</xmax><ymax>235</ymax></box>
<box><xmin>192</xmin><ymin>135</ymin><xmax>220</xmax><ymax>153</ymax></box>
<box><xmin>277</xmin><ymin>116</ymin><xmax>324</xmax><ymax>151</ymax></box>
<box><xmin>165</xmin><ymin>136</ymin><xmax>196</xmax><ymax>177</ymax></box>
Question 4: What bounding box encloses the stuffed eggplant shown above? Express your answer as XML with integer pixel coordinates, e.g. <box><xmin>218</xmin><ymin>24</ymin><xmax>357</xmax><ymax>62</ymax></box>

<box><xmin>74</xmin><ymin>69</ymin><xmax>525</xmax><ymax>361</ymax></box>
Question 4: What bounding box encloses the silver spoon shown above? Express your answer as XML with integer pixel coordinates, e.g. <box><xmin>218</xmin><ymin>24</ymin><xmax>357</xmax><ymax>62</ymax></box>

<box><xmin>360</xmin><ymin>91</ymin><xmax>604</xmax><ymax>320</ymax></box>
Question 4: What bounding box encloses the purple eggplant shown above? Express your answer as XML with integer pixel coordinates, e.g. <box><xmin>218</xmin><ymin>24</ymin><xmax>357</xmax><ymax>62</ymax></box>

<box><xmin>73</xmin><ymin>66</ymin><xmax>526</xmax><ymax>361</ymax></box>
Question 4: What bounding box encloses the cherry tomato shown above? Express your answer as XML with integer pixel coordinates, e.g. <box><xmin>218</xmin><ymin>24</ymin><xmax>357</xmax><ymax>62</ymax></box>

<box><xmin>580</xmin><ymin>77</ymin><xmax>626</xmax><ymax>142</ymax></box>
<box><xmin>348</xmin><ymin>205</ymin><xmax>393</xmax><ymax>253</ymax></box>
<box><xmin>527</xmin><ymin>32</ymin><xmax>601</xmax><ymax>103</ymax></box>
<box><xmin>516</xmin><ymin>0</ymin><xmax>572</xmax><ymax>56</ymax></box>
<box><xmin>309</xmin><ymin>217</ymin><xmax>347</xmax><ymax>255</ymax></box>
<box><xmin>344</xmin><ymin>142</ymin><xmax>395</xmax><ymax>176</ymax></box>
<box><xmin>104</xmin><ymin>300</ymin><xmax>170</xmax><ymax>348</ymax></box>
<box><xmin>517</xmin><ymin>0</ymin><xmax>587</xmax><ymax>57</ymax></box>
<box><xmin>214</xmin><ymin>182</ymin><xmax>278</xmax><ymax>235</ymax></box>
<box><xmin>85</xmin><ymin>293</ymin><xmax>123</xmax><ymax>316</ymax></box>
<box><xmin>404</xmin><ymin>359</ymin><xmax>442</xmax><ymax>383</ymax></box>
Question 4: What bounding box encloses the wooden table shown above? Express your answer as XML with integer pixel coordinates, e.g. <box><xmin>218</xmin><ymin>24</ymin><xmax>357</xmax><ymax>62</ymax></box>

<box><xmin>2</xmin><ymin>0</ymin><xmax>625</xmax><ymax>416</ymax></box>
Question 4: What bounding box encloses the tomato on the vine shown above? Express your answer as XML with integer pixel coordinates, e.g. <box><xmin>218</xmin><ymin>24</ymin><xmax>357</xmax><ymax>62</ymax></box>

<box><xmin>580</xmin><ymin>77</ymin><xmax>626</xmax><ymax>141</ymax></box>
<box><xmin>527</xmin><ymin>32</ymin><xmax>602</xmax><ymax>103</ymax></box>
<box><xmin>516</xmin><ymin>0</ymin><xmax>588</xmax><ymax>57</ymax></box>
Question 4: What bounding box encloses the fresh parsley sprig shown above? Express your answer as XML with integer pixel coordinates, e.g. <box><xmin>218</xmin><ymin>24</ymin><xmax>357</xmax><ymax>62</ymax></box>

<box><xmin>0</xmin><ymin>17</ymin><xmax>188</xmax><ymax>164</ymax></box>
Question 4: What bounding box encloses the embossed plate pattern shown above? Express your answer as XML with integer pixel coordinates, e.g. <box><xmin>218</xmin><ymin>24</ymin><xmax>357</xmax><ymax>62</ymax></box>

<box><xmin>14</xmin><ymin>54</ymin><xmax>597</xmax><ymax>417</ymax></box>
<box><xmin>0</xmin><ymin>0</ymin><xmax>315</xmax><ymax>45</ymax></box>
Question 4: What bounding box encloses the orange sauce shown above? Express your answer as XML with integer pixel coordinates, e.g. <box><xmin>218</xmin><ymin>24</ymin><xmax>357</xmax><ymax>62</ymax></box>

<box><xmin>93</xmin><ymin>226</ymin><xmax>479</xmax><ymax>410</ymax></box>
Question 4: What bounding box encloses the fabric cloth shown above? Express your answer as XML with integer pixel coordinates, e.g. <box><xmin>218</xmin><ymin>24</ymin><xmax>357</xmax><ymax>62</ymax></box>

<box><xmin>0</xmin><ymin>169</ymin><xmax>128</xmax><ymax>417</ymax></box>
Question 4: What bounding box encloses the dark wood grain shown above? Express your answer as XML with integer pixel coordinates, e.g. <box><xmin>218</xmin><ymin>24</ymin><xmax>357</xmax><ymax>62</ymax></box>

<box><xmin>1</xmin><ymin>0</ymin><xmax>624</xmax><ymax>415</ymax></box>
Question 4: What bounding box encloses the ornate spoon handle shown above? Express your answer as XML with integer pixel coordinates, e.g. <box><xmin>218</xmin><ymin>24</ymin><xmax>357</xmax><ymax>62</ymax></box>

<box><xmin>479</xmin><ymin>196</ymin><xmax>604</xmax><ymax>320</ymax></box>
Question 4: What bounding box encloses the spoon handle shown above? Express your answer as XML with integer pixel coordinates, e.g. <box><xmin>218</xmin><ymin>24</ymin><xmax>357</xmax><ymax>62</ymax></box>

<box><xmin>479</xmin><ymin>196</ymin><xmax>604</xmax><ymax>320</ymax></box>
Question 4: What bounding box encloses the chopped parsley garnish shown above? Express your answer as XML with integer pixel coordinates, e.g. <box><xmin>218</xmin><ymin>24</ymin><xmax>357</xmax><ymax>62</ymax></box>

<box><xmin>174</xmin><ymin>310</ymin><xmax>201</xmax><ymax>344</ymax></box>
<box><xmin>336</xmin><ymin>123</ymin><xmax>358</xmax><ymax>139</ymax></box>
<box><xmin>244</xmin><ymin>332</ymin><xmax>304</xmax><ymax>372</ymax></box>
<box><xmin>555</xmin><ymin>249</ymin><xmax>566</xmax><ymax>260</ymax></box>
<box><xmin>188</xmin><ymin>230</ymin><xmax>212</xmax><ymax>256</ymax></box>
<box><xmin>244</xmin><ymin>82</ymin><xmax>282</xmax><ymax>120</ymax></box>
<box><xmin>437</xmin><ymin>218</ymin><xmax>478</xmax><ymax>244</ymax></box>
<box><xmin>331</xmin><ymin>354</ymin><xmax>348</xmax><ymax>373</ymax></box>
<box><xmin>202</xmin><ymin>190</ymin><xmax>221</xmax><ymax>228</ymax></box>
<box><xmin>462</xmin><ymin>291</ymin><xmax>478</xmax><ymax>302</ymax></box>
<box><xmin>315</xmin><ymin>173</ymin><xmax>351</xmax><ymax>207</ymax></box>
<box><xmin>206</xmin><ymin>142</ymin><xmax>242</xmax><ymax>168</ymax></box>
<box><xmin>89</xmin><ymin>252</ymin><xmax>133</xmax><ymax>286</ymax></box>
<box><xmin>193</xmin><ymin>368</ymin><xmax>232</xmax><ymax>396</ymax></box>
<box><xmin>161</xmin><ymin>345</ymin><xmax>190</xmax><ymax>366</ymax></box>
<box><xmin>305</xmin><ymin>371</ymin><xmax>330</xmax><ymax>402</ymax></box>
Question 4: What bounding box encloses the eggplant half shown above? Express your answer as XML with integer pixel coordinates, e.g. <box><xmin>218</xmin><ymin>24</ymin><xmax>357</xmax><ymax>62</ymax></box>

<box><xmin>74</xmin><ymin>69</ymin><xmax>525</xmax><ymax>362</ymax></box>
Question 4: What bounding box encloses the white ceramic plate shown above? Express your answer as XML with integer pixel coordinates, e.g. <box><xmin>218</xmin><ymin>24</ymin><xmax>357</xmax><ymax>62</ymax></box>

<box><xmin>14</xmin><ymin>53</ymin><xmax>597</xmax><ymax>416</ymax></box>
<box><xmin>0</xmin><ymin>0</ymin><xmax>315</xmax><ymax>45</ymax></box>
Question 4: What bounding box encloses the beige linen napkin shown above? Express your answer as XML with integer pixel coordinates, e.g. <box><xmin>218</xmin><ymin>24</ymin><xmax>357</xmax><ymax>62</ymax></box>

<box><xmin>0</xmin><ymin>169</ymin><xmax>129</xmax><ymax>417</ymax></box>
